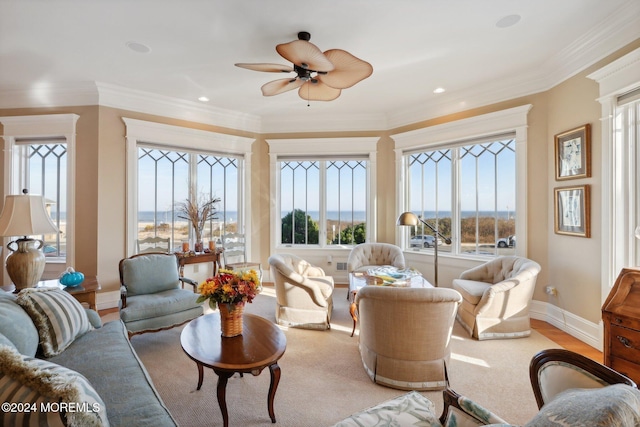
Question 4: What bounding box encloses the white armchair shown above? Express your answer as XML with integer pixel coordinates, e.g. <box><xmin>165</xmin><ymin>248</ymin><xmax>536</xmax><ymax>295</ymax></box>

<box><xmin>347</xmin><ymin>243</ymin><xmax>405</xmax><ymax>273</ymax></box>
<box><xmin>268</xmin><ymin>253</ymin><xmax>334</xmax><ymax>330</ymax></box>
<box><xmin>452</xmin><ymin>256</ymin><xmax>541</xmax><ymax>340</ymax></box>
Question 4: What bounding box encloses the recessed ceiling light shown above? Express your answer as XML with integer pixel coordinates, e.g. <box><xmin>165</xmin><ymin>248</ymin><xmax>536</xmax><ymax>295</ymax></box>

<box><xmin>126</xmin><ymin>41</ymin><xmax>151</xmax><ymax>54</ymax></box>
<box><xmin>433</xmin><ymin>87</ymin><xmax>445</xmax><ymax>94</ymax></box>
<box><xmin>198</xmin><ymin>96</ymin><xmax>210</xmax><ymax>102</ymax></box>
<box><xmin>496</xmin><ymin>14</ymin><xmax>521</xmax><ymax>28</ymax></box>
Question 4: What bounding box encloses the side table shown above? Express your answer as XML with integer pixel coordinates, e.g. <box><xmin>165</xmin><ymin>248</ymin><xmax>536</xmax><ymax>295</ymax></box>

<box><xmin>175</xmin><ymin>249</ymin><xmax>223</xmax><ymax>278</ymax></box>
<box><xmin>1</xmin><ymin>276</ymin><xmax>101</xmax><ymax>311</ymax></box>
<box><xmin>180</xmin><ymin>313</ymin><xmax>287</xmax><ymax>427</ymax></box>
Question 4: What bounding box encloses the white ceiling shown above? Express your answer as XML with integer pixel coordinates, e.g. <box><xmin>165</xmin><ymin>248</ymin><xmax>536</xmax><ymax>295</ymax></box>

<box><xmin>1</xmin><ymin>0</ymin><xmax>639</xmax><ymax>133</ymax></box>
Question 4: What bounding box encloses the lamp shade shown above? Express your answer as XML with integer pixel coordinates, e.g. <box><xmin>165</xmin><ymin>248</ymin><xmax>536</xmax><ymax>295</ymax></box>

<box><xmin>0</xmin><ymin>195</ymin><xmax>58</xmax><ymax>237</ymax></box>
<box><xmin>396</xmin><ymin>211</ymin><xmax>419</xmax><ymax>227</ymax></box>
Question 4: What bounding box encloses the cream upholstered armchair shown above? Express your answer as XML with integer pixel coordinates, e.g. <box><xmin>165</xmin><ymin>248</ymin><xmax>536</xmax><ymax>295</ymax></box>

<box><xmin>268</xmin><ymin>253</ymin><xmax>334</xmax><ymax>330</ymax></box>
<box><xmin>452</xmin><ymin>255</ymin><xmax>541</xmax><ymax>340</ymax></box>
<box><xmin>347</xmin><ymin>243</ymin><xmax>405</xmax><ymax>273</ymax></box>
<box><xmin>355</xmin><ymin>286</ymin><xmax>462</xmax><ymax>390</ymax></box>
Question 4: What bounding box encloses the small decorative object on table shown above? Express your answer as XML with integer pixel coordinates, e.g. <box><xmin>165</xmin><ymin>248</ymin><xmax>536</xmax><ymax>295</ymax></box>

<box><xmin>197</xmin><ymin>269</ymin><xmax>261</xmax><ymax>337</ymax></box>
<box><xmin>176</xmin><ymin>194</ymin><xmax>220</xmax><ymax>253</ymax></box>
<box><xmin>59</xmin><ymin>267</ymin><xmax>84</xmax><ymax>287</ymax></box>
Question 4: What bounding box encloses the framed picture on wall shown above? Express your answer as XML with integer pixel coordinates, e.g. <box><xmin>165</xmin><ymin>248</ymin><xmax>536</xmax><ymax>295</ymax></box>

<box><xmin>554</xmin><ymin>124</ymin><xmax>591</xmax><ymax>180</ymax></box>
<box><xmin>554</xmin><ymin>185</ymin><xmax>590</xmax><ymax>237</ymax></box>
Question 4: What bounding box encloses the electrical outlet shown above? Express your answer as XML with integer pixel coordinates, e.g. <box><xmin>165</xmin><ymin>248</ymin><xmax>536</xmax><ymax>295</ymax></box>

<box><xmin>545</xmin><ymin>286</ymin><xmax>557</xmax><ymax>296</ymax></box>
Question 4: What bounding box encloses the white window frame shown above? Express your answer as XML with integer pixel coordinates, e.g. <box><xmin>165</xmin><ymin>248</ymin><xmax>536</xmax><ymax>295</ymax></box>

<box><xmin>123</xmin><ymin>118</ymin><xmax>255</xmax><ymax>257</ymax></box>
<box><xmin>0</xmin><ymin>114</ymin><xmax>79</xmax><ymax>282</ymax></box>
<box><xmin>588</xmin><ymin>47</ymin><xmax>640</xmax><ymax>304</ymax></box>
<box><xmin>266</xmin><ymin>137</ymin><xmax>378</xmax><ymax>254</ymax></box>
<box><xmin>392</xmin><ymin>105</ymin><xmax>532</xmax><ymax>260</ymax></box>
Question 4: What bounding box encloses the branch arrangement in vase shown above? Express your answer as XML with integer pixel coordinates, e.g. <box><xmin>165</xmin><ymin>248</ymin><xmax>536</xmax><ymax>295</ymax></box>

<box><xmin>176</xmin><ymin>195</ymin><xmax>220</xmax><ymax>244</ymax></box>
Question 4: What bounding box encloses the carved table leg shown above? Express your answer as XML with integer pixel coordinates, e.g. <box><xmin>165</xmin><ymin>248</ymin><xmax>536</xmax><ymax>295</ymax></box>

<box><xmin>215</xmin><ymin>370</ymin><xmax>233</xmax><ymax>427</ymax></box>
<box><xmin>267</xmin><ymin>363</ymin><xmax>281</xmax><ymax>423</ymax></box>
<box><xmin>349</xmin><ymin>300</ymin><xmax>358</xmax><ymax>337</ymax></box>
<box><xmin>196</xmin><ymin>362</ymin><xmax>204</xmax><ymax>390</ymax></box>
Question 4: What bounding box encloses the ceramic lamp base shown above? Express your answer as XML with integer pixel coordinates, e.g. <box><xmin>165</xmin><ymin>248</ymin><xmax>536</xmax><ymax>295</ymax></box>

<box><xmin>5</xmin><ymin>238</ymin><xmax>46</xmax><ymax>291</ymax></box>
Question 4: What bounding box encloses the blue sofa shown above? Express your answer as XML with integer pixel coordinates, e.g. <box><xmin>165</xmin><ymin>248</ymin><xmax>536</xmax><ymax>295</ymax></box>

<box><xmin>0</xmin><ymin>290</ymin><xmax>177</xmax><ymax>427</ymax></box>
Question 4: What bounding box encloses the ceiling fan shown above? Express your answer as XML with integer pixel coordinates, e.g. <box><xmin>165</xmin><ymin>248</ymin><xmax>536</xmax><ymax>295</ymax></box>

<box><xmin>235</xmin><ymin>31</ymin><xmax>373</xmax><ymax>102</ymax></box>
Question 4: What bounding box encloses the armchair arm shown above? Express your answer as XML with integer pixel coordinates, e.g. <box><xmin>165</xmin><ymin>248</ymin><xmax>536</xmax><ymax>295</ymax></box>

<box><xmin>275</xmin><ymin>267</ymin><xmax>331</xmax><ymax>307</ymax></box>
<box><xmin>303</xmin><ymin>265</ymin><xmax>326</xmax><ymax>277</ymax></box>
<box><xmin>120</xmin><ymin>285</ymin><xmax>127</xmax><ymax>309</ymax></box>
<box><xmin>180</xmin><ymin>276</ymin><xmax>199</xmax><ymax>293</ymax></box>
<box><xmin>459</xmin><ymin>264</ymin><xmax>493</xmax><ymax>282</ymax></box>
<box><xmin>475</xmin><ymin>279</ymin><xmax>522</xmax><ymax>318</ymax></box>
<box><xmin>440</xmin><ymin>387</ymin><xmax>510</xmax><ymax>426</ymax></box>
<box><xmin>291</xmin><ymin>277</ymin><xmax>331</xmax><ymax>308</ymax></box>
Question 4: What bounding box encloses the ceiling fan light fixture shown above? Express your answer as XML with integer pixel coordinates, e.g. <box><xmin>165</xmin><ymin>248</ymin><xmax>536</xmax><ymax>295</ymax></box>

<box><xmin>237</xmin><ymin>31</ymin><xmax>372</xmax><ymax>103</ymax></box>
<box><xmin>276</xmin><ymin>40</ymin><xmax>335</xmax><ymax>73</ymax></box>
<box><xmin>299</xmin><ymin>81</ymin><xmax>341</xmax><ymax>101</ymax></box>
<box><xmin>261</xmin><ymin>78</ymin><xmax>304</xmax><ymax>96</ymax></box>
<box><xmin>317</xmin><ymin>49</ymin><xmax>373</xmax><ymax>89</ymax></box>
<box><xmin>235</xmin><ymin>63</ymin><xmax>293</xmax><ymax>73</ymax></box>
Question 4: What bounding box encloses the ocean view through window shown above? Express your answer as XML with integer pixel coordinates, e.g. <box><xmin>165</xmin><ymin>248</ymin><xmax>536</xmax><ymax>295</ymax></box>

<box><xmin>137</xmin><ymin>147</ymin><xmax>241</xmax><ymax>252</ymax></box>
<box><xmin>405</xmin><ymin>137</ymin><xmax>517</xmax><ymax>256</ymax></box>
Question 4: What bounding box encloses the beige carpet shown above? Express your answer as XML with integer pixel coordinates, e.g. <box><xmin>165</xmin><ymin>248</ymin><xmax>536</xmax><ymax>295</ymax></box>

<box><xmin>119</xmin><ymin>286</ymin><xmax>562</xmax><ymax>426</ymax></box>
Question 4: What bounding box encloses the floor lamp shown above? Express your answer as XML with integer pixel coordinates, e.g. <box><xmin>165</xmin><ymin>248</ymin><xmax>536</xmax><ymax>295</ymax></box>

<box><xmin>0</xmin><ymin>193</ymin><xmax>59</xmax><ymax>292</ymax></box>
<box><xmin>396</xmin><ymin>211</ymin><xmax>451</xmax><ymax>287</ymax></box>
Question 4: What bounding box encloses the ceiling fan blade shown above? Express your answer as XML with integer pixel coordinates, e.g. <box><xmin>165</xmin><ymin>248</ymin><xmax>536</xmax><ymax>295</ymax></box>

<box><xmin>298</xmin><ymin>80</ymin><xmax>341</xmax><ymax>101</ymax></box>
<box><xmin>261</xmin><ymin>78</ymin><xmax>304</xmax><ymax>96</ymax></box>
<box><xmin>317</xmin><ymin>49</ymin><xmax>373</xmax><ymax>89</ymax></box>
<box><xmin>235</xmin><ymin>63</ymin><xmax>293</xmax><ymax>73</ymax></box>
<box><xmin>276</xmin><ymin>40</ymin><xmax>334</xmax><ymax>72</ymax></box>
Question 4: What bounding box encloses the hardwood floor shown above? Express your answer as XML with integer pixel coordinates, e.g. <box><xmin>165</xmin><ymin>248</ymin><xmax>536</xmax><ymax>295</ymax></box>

<box><xmin>531</xmin><ymin>318</ymin><xmax>603</xmax><ymax>363</ymax></box>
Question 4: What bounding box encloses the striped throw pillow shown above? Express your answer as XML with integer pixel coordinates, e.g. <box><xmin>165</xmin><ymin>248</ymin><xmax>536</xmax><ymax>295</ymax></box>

<box><xmin>17</xmin><ymin>288</ymin><xmax>93</xmax><ymax>357</ymax></box>
<box><xmin>0</xmin><ymin>344</ymin><xmax>109</xmax><ymax>427</ymax></box>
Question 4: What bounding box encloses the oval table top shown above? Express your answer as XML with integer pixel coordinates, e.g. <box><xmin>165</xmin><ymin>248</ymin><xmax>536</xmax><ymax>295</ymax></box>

<box><xmin>181</xmin><ymin>313</ymin><xmax>286</xmax><ymax>373</ymax></box>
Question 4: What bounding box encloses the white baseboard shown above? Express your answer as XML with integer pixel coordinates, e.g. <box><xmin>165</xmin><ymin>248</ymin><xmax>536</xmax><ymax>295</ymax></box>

<box><xmin>96</xmin><ymin>290</ymin><xmax>121</xmax><ymax>311</ymax></box>
<box><xmin>530</xmin><ymin>300</ymin><xmax>603</xmax><ymax>351</ymax></box>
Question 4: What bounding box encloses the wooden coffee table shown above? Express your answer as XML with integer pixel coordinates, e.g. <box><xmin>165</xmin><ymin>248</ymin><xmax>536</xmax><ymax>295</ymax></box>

<box><xmin>348</xmin><ymin>271</ymin><xmax>433</xmax><ymax>336</ymax></box>
<box><xmin>180</xmin><ymin>313</ymin><xmax>286</xmax><ymax>427</ymax></box>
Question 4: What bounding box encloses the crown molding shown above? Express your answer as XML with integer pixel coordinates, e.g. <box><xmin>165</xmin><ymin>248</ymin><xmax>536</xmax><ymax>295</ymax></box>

<box><xmin>96</xmin><ymin>82</ymin><xmax>262</xmax><ymax>133</ymax></box>
<box><xmin>387</xmin><ymin>1</ymin><xmax>640</xmax><ymax>129</ymax></box>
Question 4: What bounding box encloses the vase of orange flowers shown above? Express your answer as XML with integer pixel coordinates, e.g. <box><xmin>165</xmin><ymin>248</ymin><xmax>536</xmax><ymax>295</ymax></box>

<box><xmin>197</xmin><ymin>269</ymin><xmax>261</xmax><ymax>337</ymax></box>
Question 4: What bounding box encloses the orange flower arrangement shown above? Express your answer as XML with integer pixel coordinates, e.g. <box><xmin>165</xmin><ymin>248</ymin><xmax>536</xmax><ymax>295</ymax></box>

<box><xmin>197</xmin><ymin>269</ymin><xmax>261</xmax><ymax>310</ymax></box>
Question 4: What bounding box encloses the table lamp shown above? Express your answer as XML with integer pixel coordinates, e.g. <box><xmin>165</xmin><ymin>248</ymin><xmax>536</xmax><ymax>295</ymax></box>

<box><xmin>0</xmin><ymin>192</ymin><xmax>59</xmax><ymax>292</ymax></box>
<box><xmin>396</xmin><ymin>211</ymin><xmax>451</xmax><ymax>287</ymax></box>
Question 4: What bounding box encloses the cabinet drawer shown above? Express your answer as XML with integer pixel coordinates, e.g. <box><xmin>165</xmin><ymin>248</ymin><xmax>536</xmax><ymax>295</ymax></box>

<box><xmin>606</xmin><ymin>313</ymin><xmax>640</xmax><ymax>332</ymax></box>
<box><xmin>609</xmin><ymin>355</ymin><xmax>640</xmax><ymax>384</ymax></box>
<box><xmin>610</xmin><ymin>324</ymin><xmax>640</xmax><ymax>362</ymax></box>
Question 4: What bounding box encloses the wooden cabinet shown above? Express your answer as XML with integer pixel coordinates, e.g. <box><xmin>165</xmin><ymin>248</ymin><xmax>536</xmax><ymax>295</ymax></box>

<box><xmin>602</xmin><ymin>267</ymin><xmax>640</xmax><ymax>383</ymax></box>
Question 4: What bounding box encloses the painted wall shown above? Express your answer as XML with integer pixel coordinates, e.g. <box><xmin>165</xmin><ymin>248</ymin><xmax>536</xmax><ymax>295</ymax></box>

<box><xmin>544</xmin><ymin>72</ymin><xmax>602</xmax><ymax>323</ymax></box>
<box><xmin>1</xmin><ymin>40</ymin><xmax>639</xmax><ymax>333</ymax></box>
